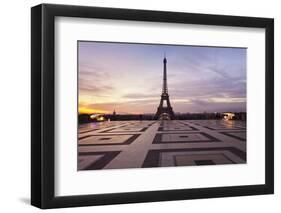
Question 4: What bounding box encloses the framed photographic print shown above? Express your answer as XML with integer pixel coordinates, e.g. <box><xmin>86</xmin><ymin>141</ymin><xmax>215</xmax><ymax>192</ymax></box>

<box><xmin>31</xmin><ymin>4</ymin><xmax>274</xmax><ymax>209</ymax></box>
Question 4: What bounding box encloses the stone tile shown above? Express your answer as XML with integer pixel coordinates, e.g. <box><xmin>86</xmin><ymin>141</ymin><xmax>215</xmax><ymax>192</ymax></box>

<box><xmin>174</xmin><ymin>153</ymin><xmax>234</xmax><ymax>166</ymax></box>
<box><xmin>79</xmin><ymin>135</ymin><xmax>132</xmax><ymax>145</ymax></box>
<box><xmin>219</xmin><ymin>131</ymin><xmax>246</xmax><ymax>141</ymax></box>
<box><xmin>160</xmin><ymin>133</ymin><xmax>218</xmax><ymax>143</ymax></box>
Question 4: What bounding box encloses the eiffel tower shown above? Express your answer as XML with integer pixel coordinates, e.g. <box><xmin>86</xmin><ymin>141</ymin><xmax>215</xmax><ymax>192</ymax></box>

<box><xmin>154</xmin><ymin>56</ymin><xmax>175</xmax><ymax>120</ymax></box>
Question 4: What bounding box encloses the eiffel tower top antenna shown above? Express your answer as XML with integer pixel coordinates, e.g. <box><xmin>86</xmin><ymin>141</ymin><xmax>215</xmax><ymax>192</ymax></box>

<box><xmin>162</xmin><ymin>53</ymin><xmax>168</xmax><ymax>94</ymax></box>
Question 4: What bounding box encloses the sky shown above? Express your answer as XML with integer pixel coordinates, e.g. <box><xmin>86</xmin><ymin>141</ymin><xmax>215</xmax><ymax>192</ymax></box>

<box><xmin>78</xmin><ymin>41</ymin><xmax>246</xmax><ymax>114</ymax></box>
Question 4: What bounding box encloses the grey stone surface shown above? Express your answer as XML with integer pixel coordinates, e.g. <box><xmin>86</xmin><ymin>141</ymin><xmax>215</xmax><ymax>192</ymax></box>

<box><xmin>78</xmin><ymin>120</ymin><xmax>246</xmax><ymax>170</ymax></box>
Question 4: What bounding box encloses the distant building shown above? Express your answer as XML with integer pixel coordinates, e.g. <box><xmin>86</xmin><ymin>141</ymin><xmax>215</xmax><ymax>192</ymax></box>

<box><xmin>78</xmin><ymin>114</ymin><xmax>91</xmax><ymax>123</ymax></box>
<box><xmin>90</xmin><ymin>114</ymin><xmax>105</xmax><ymax>122</ymax></box>
<box><xmin>222</xmin><ymin>112</ymin><xmax>247</xmax><ymax>121</ymax></box>
<box><xmin>223</xmin><ymin>112</ymin><xmax>235</xmax><ymax>120</ymax></box>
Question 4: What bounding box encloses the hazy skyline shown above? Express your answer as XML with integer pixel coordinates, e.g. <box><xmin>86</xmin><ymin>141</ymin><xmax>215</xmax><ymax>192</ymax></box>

<box><xmin>78</xmin><ymin>41</ymin><xmax>246</xmax><ymax>114</ymax></box>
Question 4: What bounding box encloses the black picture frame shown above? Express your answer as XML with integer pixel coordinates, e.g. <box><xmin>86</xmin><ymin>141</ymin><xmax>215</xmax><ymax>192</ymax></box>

<box><xmin>31</xmin><ymin>3</ymin><xmax>274</xmax><ymax>209</ymax></box>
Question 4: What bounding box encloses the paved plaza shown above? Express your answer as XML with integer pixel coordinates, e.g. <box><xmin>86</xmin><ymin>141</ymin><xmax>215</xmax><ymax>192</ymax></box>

<box><xmin>78</xmin><ymin>120</ymin><xmax>246</xmax><ymax>170</ymax></box>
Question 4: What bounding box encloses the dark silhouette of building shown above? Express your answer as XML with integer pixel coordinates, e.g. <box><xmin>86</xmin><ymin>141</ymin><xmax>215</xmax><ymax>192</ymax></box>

<box><xmin>154</xmin><ymin>56</ymin><xmax>175</xmax><ymax>120</ymax></box>
<box><xmin>78</xmin><ymin>114</ymin><xmax>91</xmax><ymax>123</ymax></box>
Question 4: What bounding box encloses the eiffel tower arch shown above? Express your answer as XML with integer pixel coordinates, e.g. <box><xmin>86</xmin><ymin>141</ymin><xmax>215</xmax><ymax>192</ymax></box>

<box><xmin>154</xmin><ymin>56</ymin><xmax>175</xmax><ymax>120</ymax></box>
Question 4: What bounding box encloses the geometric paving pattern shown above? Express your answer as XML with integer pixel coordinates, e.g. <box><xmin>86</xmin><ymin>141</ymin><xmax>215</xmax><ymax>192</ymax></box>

<box><xmin>79</xmin><ymin>151</ymin><xmax>121</xmax><ymax>170</ymax></box>
<box><xmin>142</xmin><ymin>147</ymin><xmax>246</xmax><ymax>168</ymax></box>
<box><xmin>79</xmin><ymin>134</ymin><xmax>140</xmax><ymax>146</ymax></box>
<box><xmin>219</xmin><ymin>131</ymin><xmax>246</xmax><ymax>141</ymax></box>
<box><xmin>152</xmin><ymin>132</ymin><xmax>220</xmax><ymax>144</ymax></box>
<box><xmin>78</xmin><ymin>120</ymin><xmax>246</xmax><ymax>170</ymax></box>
